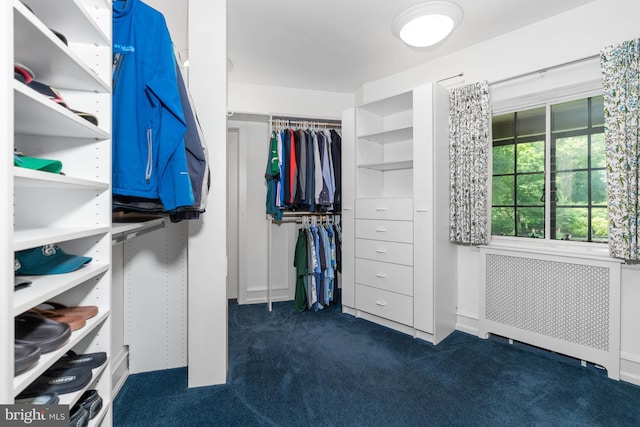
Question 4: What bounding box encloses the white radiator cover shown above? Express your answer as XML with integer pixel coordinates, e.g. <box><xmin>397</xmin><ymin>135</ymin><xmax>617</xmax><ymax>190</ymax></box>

<box><xmin>479</xmin><ymin>247</ymin><xmax>621</xmax><ymax>379</ymax></box>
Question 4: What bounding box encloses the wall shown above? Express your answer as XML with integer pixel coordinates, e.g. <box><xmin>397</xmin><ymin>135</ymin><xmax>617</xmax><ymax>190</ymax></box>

<box><xmin>359</xmin><ymin>0</ymin><xmax>640</xmax><ymax>384</ymax></box>
<box><xmin>228</xmin><ymin>82</ymin><xmax>354</xmax><ymax>119</ymax></box>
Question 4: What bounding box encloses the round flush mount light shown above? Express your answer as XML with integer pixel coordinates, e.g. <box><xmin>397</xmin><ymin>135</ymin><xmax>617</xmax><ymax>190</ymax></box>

<box><xmin>392</xmin><ymin>1</ymin><xmax>463</xmax><ymax>48</ymax></box>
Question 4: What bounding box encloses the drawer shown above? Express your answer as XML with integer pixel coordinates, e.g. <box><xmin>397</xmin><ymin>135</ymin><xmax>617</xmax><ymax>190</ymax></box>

<box><xmin>355</xmin><ymin>258</ymin><xmax>413</xmax><ymax>295</ymax></box>
<box><xmin>355</xmin><ymin>239</ymin><xmax>413</xmax><ymax>266</ymax></box>
<box><xmin>355</xmin><ymin>219</ymin><xmax>413</xmax><ymax>243</ymax></box>
<box><xmin>355</xmin><ymin>284</ymin><xmax>413</xmax><ymax>326</ymax></box>
<box><xmin>355</xmin><ymin>198</ymin><xmax>413</xmax><ymax>220</ymax></box>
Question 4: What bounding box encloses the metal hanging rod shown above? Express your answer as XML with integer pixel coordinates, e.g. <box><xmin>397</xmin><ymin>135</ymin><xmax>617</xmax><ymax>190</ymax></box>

<box><xmin>271</xmin><ymin>115</ymin><xmax>341</xmax><ymax>129</ymax></box>
<box><xmin>489</xmin><ymin>53</ymin><xmax>601</xmax><ymax>86</ymax></box>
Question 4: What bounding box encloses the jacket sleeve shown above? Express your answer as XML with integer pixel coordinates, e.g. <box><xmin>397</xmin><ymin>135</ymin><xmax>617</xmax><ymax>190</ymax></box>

<box><xmin>145</xmin><ymin>23</ymin><xmax>194</xmax><ymax>211</ymax></box>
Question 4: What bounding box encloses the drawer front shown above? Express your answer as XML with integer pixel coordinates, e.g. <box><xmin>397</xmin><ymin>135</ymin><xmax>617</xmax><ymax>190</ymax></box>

<box><xmin>355</xmin><ymin>198</ymin><xmax>413</xmax><ymax>220</ymax></box>
<box><xmin>355</xmin><ymin>219</ymin><xmax>413</xmax><ymax>243</ymax></box>
<box><xmin>355</xmin><ymin>239</ymin><xmax>413</xmax><ymax>266</ymax></box>
<box><xmin>355</xmin><ymin>258</ymin><xmax>413</xmax><ymax>296</ymax></box>
<box><xmin>355</xmin><ymin>284</ymin><xmax>413</xmax><ymax>326</ymax></box>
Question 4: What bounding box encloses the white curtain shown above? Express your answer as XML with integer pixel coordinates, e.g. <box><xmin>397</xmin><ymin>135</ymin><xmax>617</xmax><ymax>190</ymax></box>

<box><xmin>449</xmin><ymin>81</ymin><xmax>490</xmax><ymax>245</ymax></box>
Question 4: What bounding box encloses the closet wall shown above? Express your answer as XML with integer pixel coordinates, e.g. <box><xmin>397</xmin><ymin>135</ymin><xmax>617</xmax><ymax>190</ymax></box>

<box><xmin>358</xmin><ymin>0</ymin><xmax>640</xmax><ymax>385</ymax></box>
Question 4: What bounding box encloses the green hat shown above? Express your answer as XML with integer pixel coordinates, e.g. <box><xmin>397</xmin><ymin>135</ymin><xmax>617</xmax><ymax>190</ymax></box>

<box><xmin>14</xmin><ymin>149</ymin><xmax>62</xmax><ymax>174</ymax></box>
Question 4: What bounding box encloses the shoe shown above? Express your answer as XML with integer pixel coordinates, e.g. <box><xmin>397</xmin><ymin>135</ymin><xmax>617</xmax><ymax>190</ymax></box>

<box><xmin>15</xmin><ymin>312</ymin><xmax>71</xmax><ymax>353</ymax></box>
<box><xmin>51</xmin><ymin>350</ymin><xmax>107</xmax><ymax>370</ymax></box>
<box><xmin>15</xmin><ymin>392</ymin><xmax>59</xmax><ymax>405</ymax></box>
<box><xmin>17</xmin><ymin>367</ymin><xmax>92</xmax><ymax>396</ymax></box>
<box><xmin>30</xmin><ymin>302</ymin><xmax>98</xmax><ymax>332</ymax></box>
<box><xmin>76</xmin><ymin>389</ymin><xmax>102</xmax><ymax>419</ymax></box>
<box><xmin>69</xmin><ymin>404</ymin><xmax>89</xmax><ymax>427</ymax></box>
<box><xmin>14</xmin><ymin>341</ymin><xmax>41</xmax><ymax>376</ymax></box>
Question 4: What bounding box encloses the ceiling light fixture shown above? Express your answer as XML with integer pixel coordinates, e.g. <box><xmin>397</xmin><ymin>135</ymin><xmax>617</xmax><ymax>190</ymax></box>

<box><xmin>392</xmin><ymin>1</ymin><xmax>463</xmax><ymax>48</ymax></box>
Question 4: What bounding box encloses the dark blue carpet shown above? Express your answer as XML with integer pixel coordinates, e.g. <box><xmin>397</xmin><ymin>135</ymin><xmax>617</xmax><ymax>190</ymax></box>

<box><xmin>113</xmin><ymin>299</ymin><xmax>640</xmax><ymax>426</ymax></box>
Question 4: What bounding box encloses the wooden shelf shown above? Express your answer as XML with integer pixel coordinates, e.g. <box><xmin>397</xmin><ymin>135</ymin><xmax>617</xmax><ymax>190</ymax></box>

<box><xmin>358</xmin><ymin>126</ymin><xmax>413</xmax><ymax>144</ymax></box>
<box><xmin>15</xmin><ymin>167</ymin><xmax>109</xmax><ymax>191</ymax></box>
<box><xmin>14</xmin><ymin>226</ymin><xmax>110</xmax><ymax>251</ymax></box>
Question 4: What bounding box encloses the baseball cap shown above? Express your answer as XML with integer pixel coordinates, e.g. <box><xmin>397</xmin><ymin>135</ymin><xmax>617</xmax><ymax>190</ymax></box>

<box><xmin>15</xmin><ymin>245</ymin><xmax>92</xmax><ymax>275</ymax></box>
<box><xmin>14</xmin><ymin>148</ymin><xmax>63</xmax><ymax>174</ymax></box>
<box><xmin>25</xmin><ymin>80</ymin><xmax>99</xmax><ymax>126</ymax></box>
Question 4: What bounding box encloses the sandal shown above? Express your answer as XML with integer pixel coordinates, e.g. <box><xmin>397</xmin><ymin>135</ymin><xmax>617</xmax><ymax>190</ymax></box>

<box><xmin>28</xmin><ymin>308</ymin><xmax>87</xmax><ymax>331</ymax></box>
<box><xmin>15</xmin><ymin>313</ymin><xmax>71</xmax><ymax>353</ymax></box>
<box><xmin>52</xmin><ymin>350</ymin><xmax>107</xmax><ymax>370</ymax></box>
<box><xmin>38</xmin><ymin>301</ymin><xmax>98</xmax><ymax>319</ymax></box>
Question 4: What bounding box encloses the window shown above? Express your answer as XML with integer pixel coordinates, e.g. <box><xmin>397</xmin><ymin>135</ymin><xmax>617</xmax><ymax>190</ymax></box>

<box><xmin>491</xmin><ymin>95</ymin><xmax>606</xmax><ymax>243</ymax></box>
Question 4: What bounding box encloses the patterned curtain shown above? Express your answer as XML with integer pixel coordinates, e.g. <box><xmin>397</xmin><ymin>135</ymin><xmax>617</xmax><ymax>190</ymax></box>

<box><xmin>449</xmin><ymin>81</ymin><xmax>490</xmax><ymax>245</ymax></box>
<box><xmin>601</xmin><ymin>39</ymin><xmax>640</xmax><ymax>261</ymax></box>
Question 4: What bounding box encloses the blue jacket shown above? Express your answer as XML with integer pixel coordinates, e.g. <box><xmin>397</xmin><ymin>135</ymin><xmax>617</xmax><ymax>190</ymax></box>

<box><xmin>112</xmin><ymin>0</ymin><xmax>194</xmax><ymax>211</ymax></box>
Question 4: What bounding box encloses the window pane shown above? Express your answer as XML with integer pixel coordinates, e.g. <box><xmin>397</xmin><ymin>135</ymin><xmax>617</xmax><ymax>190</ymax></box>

<box><xmin>493</xmin><ymin>144</ymin><xmax>514</xmax><ymax>174</ymax></box>
<box><xmin>552</xmin><ymin>98</ymin><xmax>588</xmax><ymax>132</ymax></box>
<box><xmin>493</xmin><ymin>113</ymin><xmax>514</xmax><ymax>141</ymax></box>
<box><xmin>591</xmin><ymin>133</ymin><xmax>605</xmax><ymax>168</ymax></box>
<box><xmin>492</xmin><ymin>175</ymin><xmax>514</xmax><ymax>205</ymax></box>
<box><xmin>516</xmin><ymin>174</ymin><xmax>544</xmax><ymax>205</ymax></box>
<box><xmin>591</xmin><ymin>95</ymin><xmax>604</xmax><ymax>127</ymax></box>
<box><xmin>591</xmin><ymin>170</ymin><xmax>607</xmax><ymax>205</ymax></box>
<box><xmin>492</xmin><ymin>208</ymin><xmax>515</xmax><ymax>236</ymax></box>
<box><xmin>516</xmin><ymin>207</ymin><xmax>544</xmax><ymax>238</ymax></box>
<box><xmin>517</xmin><ymin>107</ymin><xmax>545</xmax><ymax>137</ymax></box>
<box><xmin>555</xmin><ymin>208</ymin><xmax>588</xmax><ymax>241</ymax></box>
<box><xmin>592</xmin><ymin>208</ymin><xmax>608</xmax><ymax>242</ymax></box>
<box><xmin>555</xmin><ymin>136</ymin><xmax>587</xmax><ymax>170</ymax></box>
<box><xmin>517</xmin><ymin>141</ymin><xmax>544</xmax><ymax>173</ymax></box>
<box><xmin>556</xmin><ymin>171</ymin><xmax>588</xmax><ymax>204</ymax></box>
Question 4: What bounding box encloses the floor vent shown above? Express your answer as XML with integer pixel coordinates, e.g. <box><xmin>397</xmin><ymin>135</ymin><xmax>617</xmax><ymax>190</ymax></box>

<box><xmin>479</xmin><ymin>248</ymin><xmax>621</xmax><ymax>379</ymax></box>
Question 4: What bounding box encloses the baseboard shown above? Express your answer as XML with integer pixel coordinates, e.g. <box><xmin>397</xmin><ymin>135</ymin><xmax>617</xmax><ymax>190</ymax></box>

<box><xmin>621</xmin><ymin>351</ymin><xmax>640</xmax><ymax>386</ymax></box>
<box><xmin>456</xmin><ymin>309</ymin><xmax>479</xmax><ymax>336</ymax></box>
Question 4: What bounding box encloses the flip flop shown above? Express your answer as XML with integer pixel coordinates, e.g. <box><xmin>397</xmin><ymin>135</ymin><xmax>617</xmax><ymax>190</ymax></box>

<box><xmin>73</xmin><ymin>389</ymin><xmax>103</xmax><ymax>420</ymax></box>
<box><xmin>15</xmin><ymin>313</ymin><xmax>71</xmax><ymax>354</ymax></box>
<box><xmin>38</xmin><ymin>301</ymin><xmax>98</xmax><ymax>319</ymax></box>
<box><xmin>14</xmin><ymin>341</ymin><xmax>41</xmax><ymax>376</ymax></box>
<box><xmin>15</xmin><ymin>392</ymin><xmax>59</xmax><ymax>405</ymax></box>
<box><xmin>18</xmin><ymin>366</ymin><xmax>92</xmax><ymax>396</ymax></box>
<box><xmin>29</xmin><ymin>308</ymin><xmax>87</xmax><ymax>332</ymax></box>
<box><xmin>51</xmin><ymin>350</ymin><xmax>107</xmax><ymax>370</ymax></box>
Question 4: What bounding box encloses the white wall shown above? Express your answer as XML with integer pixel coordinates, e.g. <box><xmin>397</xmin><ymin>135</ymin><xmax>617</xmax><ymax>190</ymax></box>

<box><xmin>359</xmin><ymin>0</ymin><xmax>640</xmax><ymax>384</ymax></box>
<box><xmin>229</xmin><ymin>82</ymin><xmax>354</xmax><ymax>119</ymax></box>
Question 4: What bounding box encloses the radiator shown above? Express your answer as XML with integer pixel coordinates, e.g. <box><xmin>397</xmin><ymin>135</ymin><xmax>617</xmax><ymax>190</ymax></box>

<box><xmin>479</xmin><ymin>247</ymin><xmax>621</xmax><ymax>379</ymax></box>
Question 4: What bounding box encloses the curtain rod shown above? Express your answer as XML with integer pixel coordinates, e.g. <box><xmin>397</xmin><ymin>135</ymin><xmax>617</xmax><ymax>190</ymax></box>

<box><xmin>489</xmin><ymin>53</ymin><xmax>601</xmax><ymax>86</ymax></box>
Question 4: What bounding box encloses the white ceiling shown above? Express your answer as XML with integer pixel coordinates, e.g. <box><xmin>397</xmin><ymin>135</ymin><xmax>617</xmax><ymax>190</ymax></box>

<box><xmin>227</xmin><ymin>0</ymin><xmax>597</xmax><ymax>93</ymax></box>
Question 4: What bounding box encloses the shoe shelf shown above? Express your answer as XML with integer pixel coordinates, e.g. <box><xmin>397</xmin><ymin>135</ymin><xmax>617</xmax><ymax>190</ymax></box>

<box><xmin>13</xmin><ymin>310</ymin><xmax>110</xmax><ymax>394</ymax></box>
<box><xmin>21</xmin><ymin>0</ymin><xmax>111</xmax><ymax>47</ymax></box>
<box><xmin>57</xmin><ymin>360</ymin><xmax>109</xmax><ymax>408</ymax></box>
<box><xmin>14</xmin><ymin>81</ymin><xmax>110</xmax><ymax>139</ymax></box>
<box><xmin>14</xmin><ymin>1</ymin><xmax>110</xmax><ymax>92</ymax></box>
<box><xmin>13</xmin><ymin>264</ymin><xmax>110</xmax><ymax>316</ymax></box>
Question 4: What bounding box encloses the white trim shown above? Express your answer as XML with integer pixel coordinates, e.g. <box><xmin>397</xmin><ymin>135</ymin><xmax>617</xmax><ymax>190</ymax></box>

<box><xmin>486</xmin><ymin>237</ymin><xmax>620</xmax><ymax>263</ymax></box>
<box><xmin>621</xmin><ymin>351</ymin><xmax>640</xmax><ymax>364</ymax></box>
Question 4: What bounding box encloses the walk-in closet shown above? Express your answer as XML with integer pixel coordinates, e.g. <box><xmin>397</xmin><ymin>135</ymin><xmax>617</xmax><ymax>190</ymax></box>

<box><xmin>3</xmin><ymin>1</ymin><xmax>640</xmax><ymax>426</ymax></box>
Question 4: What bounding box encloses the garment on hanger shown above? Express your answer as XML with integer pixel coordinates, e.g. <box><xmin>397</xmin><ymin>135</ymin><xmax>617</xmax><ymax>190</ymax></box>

<box><xmin>265</xmin><ymin>120</ymin><xmax>342</xmax><ymax>218</ymax></box>
<box><xmin>292</xmin><ymin>216</ymin><xmax>341</xmax><ymax>312</ymax></box>
<box><xmin>112</xmin><ymin>0</ymin><xmax>194</xmax><ymax>213</ymax></box>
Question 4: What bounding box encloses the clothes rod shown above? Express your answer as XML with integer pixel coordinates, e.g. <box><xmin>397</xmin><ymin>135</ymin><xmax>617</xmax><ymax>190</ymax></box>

<box><xmin>489</xmin><ymin>53</ymin><xmax>601</xmax><ymax>86</ymax></box>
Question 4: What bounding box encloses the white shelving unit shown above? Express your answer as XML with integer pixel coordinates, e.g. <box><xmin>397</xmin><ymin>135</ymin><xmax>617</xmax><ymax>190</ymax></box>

<box><xmin>342</xmin><ymin>83</ymin><xmax>458</xmax><ymax>345</ymax></box>
<box><xmin>2</xmin><ymin>0</ymin><xmax>113</xmax><ymax>424</ymax></box>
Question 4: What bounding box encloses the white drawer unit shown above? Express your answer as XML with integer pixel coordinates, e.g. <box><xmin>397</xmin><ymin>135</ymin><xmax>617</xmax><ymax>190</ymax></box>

<box><xmin>355</xmin><ymin>258</ymin><xmax>413</xmax><ymax>295</ymax></box>
<box><xmin>355</xmin><ymin>238</ymin><xmax>413</xmax><ymax>266</ymax></box>
<box><xmin>355</xmin><ymin>198</ymin><xmax>413</xmax><ymax>221</ymax></box>
<box><xmin>355</xmin><ymin>284</ymin><xmax>413</xmax><ymax>326</ymax></box>
<box><xmin>355</xmin><ymin>219</ymin><xmax>413</xmax><ymax>243</ymax></box>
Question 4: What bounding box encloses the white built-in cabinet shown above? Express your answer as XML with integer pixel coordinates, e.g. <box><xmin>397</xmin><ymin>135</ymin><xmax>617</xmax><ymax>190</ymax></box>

<box><xmin>2</xmin><ymin>0</ymin><xmax>113</xmax><ymax>422</ymax></box>
<box><xmin>342</xmin><ymin>83</ymin><xmax>457</xmax><ymax>344</ymax></box>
